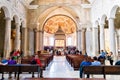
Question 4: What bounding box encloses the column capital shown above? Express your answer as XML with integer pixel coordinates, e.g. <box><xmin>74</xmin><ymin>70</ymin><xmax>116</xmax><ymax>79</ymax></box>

<box><xmin>33</xmin><ymin>28</ymin><xmax>38</xmax><ymax>32</ymax></box>
<box><xmin>38</xmin><ymin>30</ymin><xmax>44</xmax><ymax>33</ymax></box>
<box><xmin>4</xmin><ymin>17</ymin><xmax>11</xmax><ymax>20</ymax></box>
<box><xmin>22</xmin><ymin>27</ymin><xmax>27</xmax><ymax>29</ymax></box>
<box><xmin>108</xmin><ymin>17</ymin><xmax>115</xmax><ymax>20</ymax></box>
<box><xmin>81</xmin><ymin>28</ymin><xmax>86</xmax><ymax>32</ymax></box>
<box><xmin>15</xmin><ymin>22</ymin><xmax>21</xmax><ymax>26</ymax></box>
<box><xmin>99</xmin><ymin>23</ymin><xmax>105</xmax><ymax>25</ymax></box>
<box><xmin>77</xmin><ymin>29</ymin><xmax>81</xmax><ymax>32</ymax></box>
<box><xmin>93</xmin><ymin>27</ymin><xmax>98</xmax><ymax>29</ymax></box>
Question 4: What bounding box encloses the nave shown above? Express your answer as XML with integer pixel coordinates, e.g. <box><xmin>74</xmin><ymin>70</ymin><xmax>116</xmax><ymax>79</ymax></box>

<box><xmin>43</xmin><ymin>56</ymin><xmax>79</xmax><ymax>78</ymax></box>
<box><xmin>0</xmin><ymin>56</ymin><xmax>120</xmax><ymax>80</ymax></box>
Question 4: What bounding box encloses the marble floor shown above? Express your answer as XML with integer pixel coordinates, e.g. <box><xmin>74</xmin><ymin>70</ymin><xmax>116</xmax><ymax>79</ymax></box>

<box><xmin>0</xmin><ymin>56</ymin><xmax>120</xmax><ymax>80</ymax></box>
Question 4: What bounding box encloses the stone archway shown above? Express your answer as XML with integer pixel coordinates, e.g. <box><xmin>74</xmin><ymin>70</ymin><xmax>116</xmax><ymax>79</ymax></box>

<box><xmin>100</xmin><ymin>15</ymin><xmax>109</xmax><ymax>52</ymax></box>
<box><xmin>0</xmin><ymin>6</ymin><xmax>11</xmax><ymax>58</ymax></box>
<box><xmin>114</xmin><ymin>7</ymin><xmax>120</xmax><ymax>59</ymax></box>
<box><xmin>32</xmin><ymin>5</ymin><xmax>80</xmax><ymax>52</ymax></box>
<box><xmin>43</xmin><ymin>15</ymin><xmax>77</xmax><ymax>51</ymax></box>
<box><xmin>108</xmin><ymin>5</ymin><xmax>119</xmax><ymax>57</ymax></box>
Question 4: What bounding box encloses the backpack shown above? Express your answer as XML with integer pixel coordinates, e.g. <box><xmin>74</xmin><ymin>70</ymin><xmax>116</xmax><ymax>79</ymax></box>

<box><xmin>31</xmin><ymin>59</ymin><xmax>37</xmax><ymax>64</ymax></box>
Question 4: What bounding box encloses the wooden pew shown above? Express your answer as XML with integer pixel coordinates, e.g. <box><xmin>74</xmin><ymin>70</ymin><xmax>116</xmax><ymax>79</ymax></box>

<box><xmin>83</xmin><ymin>65</ymin><xmax>120</xmax><ymax>79</ymax></box>
<box><xmin>21</xmin><ymin>54</ymin><xmax>53</xmax><ymax>70</ymax></box>
<box><xmin>18</xmin><ymin>64</ymin><xmax>43</xmax><ymax>80</ymax></box>
<box><xmin>83</xmin><ymin>66</ymin><xmax>105</xmax><ymax>78</ymax></box>
<box><xmin>104</xmin><ymin>66</ymin><xmax>120</xmax><ymax>77</ymax></box>
<box><xmin>0</xmin><ymin>64</ymin><xmax>43</xmax><ymax>80</ymax></box>
<box><xmin>66</xmin><ymin>54</ymin><xmax>93</xmax><ymax>70</ymax></box>
<box><xmin>0</xmin><ymin>65</ymin><xmax>19</xmax><ymax>79</ymax></box>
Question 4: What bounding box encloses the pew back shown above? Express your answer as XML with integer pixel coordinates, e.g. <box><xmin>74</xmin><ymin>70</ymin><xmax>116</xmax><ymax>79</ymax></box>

<box><xmin>19</xmin><ymin>64</ymin><xmax>39</xmax><ymax>72</ymax></box>
<box><xmin>0</xmin><ymin>65</ymin><xmax>19</xmax><ymax>72</ymax></box>
<box><xmin>104</xmin><ymin>66</ymin><xmax>120</xmax><ymax>74</ymax></box>
<box><xmin>84</xmin><ymin>66</ymin><xmax>104</xmax><ymax>74</ymax></box>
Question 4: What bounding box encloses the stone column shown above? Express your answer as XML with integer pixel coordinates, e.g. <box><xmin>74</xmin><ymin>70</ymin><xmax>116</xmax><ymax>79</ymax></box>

<box><xmin>22</xmin><ymin>27</ymin><xmax>28</xmax><ymax>56</ymax></box>
<box><xmin>15</xmin><ymin>23</ymin><xmax>20</xmax><ymax>50</ymax></box>
<box><xmin>86</xmin><ymin>28</ymin><xmax>92</xmax><ymax>56</ymax></box>
<box><xmin>39</xmin><ymin>30</ymin><xmax>43</xmax><ymax>50</ymax></box>
<box><xmin>92</xmin><ymin>27</ymin><xmax>99</xmax><ymax>56</ymax></box>
<box><xmin>77</xmin><ymin>30</ymin><xmax>81</xmax><ymax>51</ymax></box>
<box><xmin>34</xmin><ymin>29</ymin><xmax>40</xmax><ymax>52</ymax></box>
<box><xmin>28</xmin><ymin>28</ymin><xmax>34</xmax><ymax>55</ymax></box>
<box><xmin>100</xmin><ymin>23</ymin><xmax>105</xmax><ymax>50</ymax></box>
<box><xmin>81</xmin><ymin>28</ymin><xmax>86</xmax><ymax>54</ymax></box>
<box><xmin>108</xmin><ymin>18</ymin><xmax>116</xmax><ymax>55</ymax></box>
<box><xmin>4</xmin><ymin>17</ymin><xmax>11</xmax><ymax>58</ymax></box>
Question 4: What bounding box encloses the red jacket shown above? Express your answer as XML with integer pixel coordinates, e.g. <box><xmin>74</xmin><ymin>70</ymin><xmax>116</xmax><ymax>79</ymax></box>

<box><xmin>35</xmin><ymin>59</ymin><xmax>42</xmax><ymax>67</ymax></box>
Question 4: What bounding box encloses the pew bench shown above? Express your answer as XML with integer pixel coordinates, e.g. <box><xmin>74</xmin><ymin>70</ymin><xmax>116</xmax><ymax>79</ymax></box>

<box><xmin>83</xmin><ymin>65</ymin><xmax>120</xmax><ymax>79</ymax></box>
<box><xmin>0</xmin><ymin>65</ymin><xmax>19</xmax><ymax>79</ymax></box>
<box><xmin>0</xmin><ymin>64</ymin><xmax>43</xmax><ymax>80</ymax></box>
<box><xmin>83</xmin><ymin>66</ymin><xmax>105</xmax><ymax>78</ymax></box>
<box><xmin>104</xmin><ymin>66</ymin><xmax>120</xmax><ymax>77</ymax></box>
<box><xmin>19</xmin><ymin>64</ymin><xmax>42</xmax><ymax>77</ymax></box>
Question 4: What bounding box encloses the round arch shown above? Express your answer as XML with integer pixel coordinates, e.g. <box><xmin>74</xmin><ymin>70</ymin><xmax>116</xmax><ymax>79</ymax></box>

<box><xmin>100</xmin><ymin>14</ymin><xmax>107</xmax><ymax>24</ymax></box>
<box><xmin>1</xmin><ymin>6</ymin><xmax>11</xmax><ymax>19</ymax></box>
<box><xmin>21</xmin><ymin>19</ymin><xmax>26</xmax><ymax>28</ymax></box>
<box><xmin>109</xmin><ymin>5</ymin><xmax>119</xmax><ymax>18</ymax></box>
<box><xmin>12</xmin><ymin>15</ymin><xmax>20</xmax><ymax>24</ymax></box>
<box><xmin>94</xmin><ymin>20</ymin><xmax>99</xmax><ymax>27</ymax></box>
<box><xmin>36</xmin><ymin>6</ymin><xmax>79</xmax><ymax>31</ymax></box>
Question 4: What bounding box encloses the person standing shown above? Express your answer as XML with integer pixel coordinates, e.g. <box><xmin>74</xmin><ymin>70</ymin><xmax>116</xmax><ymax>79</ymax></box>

<box><xmin>107</xmin><ymin>52</ymin><xmax>114</xmax><ymax>65</ymax></box>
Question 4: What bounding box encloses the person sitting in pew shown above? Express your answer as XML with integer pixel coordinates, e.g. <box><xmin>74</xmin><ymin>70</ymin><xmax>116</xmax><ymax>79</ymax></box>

<box><xmin>8</xmin><ymin>56</ymin><xmax>17</xmax><ymax>64</ymax></box>
<box><xmin>115</xmin><ymin>60</ymin><xmax>120</xmax><ymax>65</ymax></box>
<box><xmin>8</xmin><ymin>56</ymin><xmax>17</xmax><ymax>79</ymax></box>
<box><xmin>79</xmin><ymin>57</ymin><xmax>91</xmax><ymax>78</ymax></box>
<box><xmin>92</xmin><ymin>56</ymin><xmax>101</xmax><ymax>66</ymax></box>
<box><xmin>1</xmin><ymin>57</ymin><xmax>9</xmax><ymax>65</ymax></box>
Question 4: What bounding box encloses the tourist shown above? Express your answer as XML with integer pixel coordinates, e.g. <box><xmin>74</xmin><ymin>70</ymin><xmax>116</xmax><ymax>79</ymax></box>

<box><xmin>79</xmin><ymin>57</ymin><xmax>91</xmax><ymax>78</ymax></box>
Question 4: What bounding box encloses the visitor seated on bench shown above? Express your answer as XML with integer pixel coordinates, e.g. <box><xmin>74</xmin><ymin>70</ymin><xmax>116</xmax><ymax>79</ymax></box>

<box><xmin>92</xmin><ymin>56</ymin><xmax>101</xmax><ymax>66</ymax></box>
<box><xmin>115</xmin><ymin>60</ymin><xmax>120</xmax><ymax>65</ymax></box>
<box><xmin>8</xmin><ymin>57</ymin><xmax>17</xmax><ymax>64</ymax></box>
<box><xmin>8</xmin><ymin>56</ymin><xmax>17</xmax><ymax>79</ymax></box>
<box><xmin>0</xmin><ymin>57</ymin><xmax>8</xmax><ymax>65</ymax></box>
<box><xmin>79</xmin><ymin>57</ymin><xmax>91</xmax><ymax>78</ymax></box>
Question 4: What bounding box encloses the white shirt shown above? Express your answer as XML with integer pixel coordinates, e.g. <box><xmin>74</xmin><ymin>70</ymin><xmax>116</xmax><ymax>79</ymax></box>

<box><xmin>92</xmin><ymin>61</ymin><xmax>101</xmax><ymax>66</ymax></box>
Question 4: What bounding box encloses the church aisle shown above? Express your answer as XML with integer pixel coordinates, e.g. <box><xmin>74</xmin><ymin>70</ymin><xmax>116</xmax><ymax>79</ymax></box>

<box><xmin>43</xmin><ymin>56</ymin><xmax>79</xmax><ymax>78</ymax></box>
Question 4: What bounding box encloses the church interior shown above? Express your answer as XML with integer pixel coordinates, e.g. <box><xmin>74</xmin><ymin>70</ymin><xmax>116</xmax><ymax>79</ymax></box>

<box><xmin>0</xmin><ymin>0</ymin><xmax>120</xmax><ymax>80</ymax></box>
